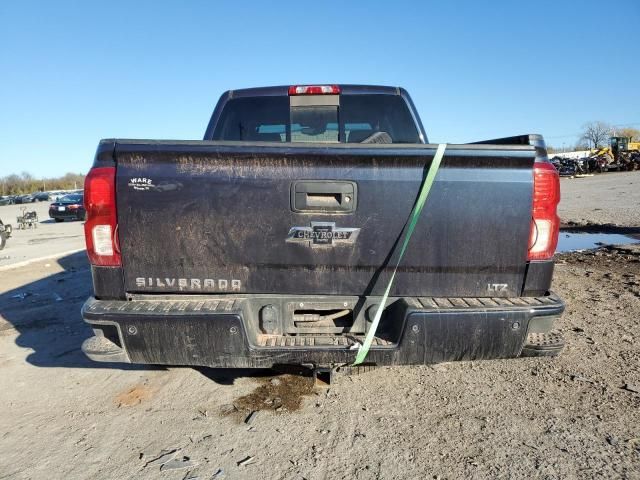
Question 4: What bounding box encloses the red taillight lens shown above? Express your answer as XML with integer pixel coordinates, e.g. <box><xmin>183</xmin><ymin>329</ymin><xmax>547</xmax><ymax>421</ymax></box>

<box><xmin>528</xmin><ymin>161</ymin><xmax>560</xmax><ymax>260</ymax></box>
<box><xmin>84</xmin><ymin>166</ymin><xmax>120</xmax><ymax>266</ymax></box>
<box><xmin>288</xmin><ymin>85</ymin><xmax>340</xmax><ymax>95</ymax></box>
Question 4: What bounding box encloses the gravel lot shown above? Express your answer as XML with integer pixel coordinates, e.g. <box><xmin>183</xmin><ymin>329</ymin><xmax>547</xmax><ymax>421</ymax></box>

<box><xmin>558</xmin><ymin>171</ymin><xmax>640</xmax><ymax>228</ymax></box>
<box><xmin>0</xmin><ymin>172</ymin><xmax>639</xmax><ymax>479</ymax></box>
<box><xmin>0</xmin><ymin>202</ymin><xmax>85</xmax><ymax>269</ymax></box>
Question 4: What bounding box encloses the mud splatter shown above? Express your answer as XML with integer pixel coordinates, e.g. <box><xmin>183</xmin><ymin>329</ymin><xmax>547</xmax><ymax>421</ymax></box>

<box><xmin>223</xmin><ymin>373</ymin><xmax>315</xmax><ymax>418</ymax></box>
<box><xmin>115</xmin><ymin>384</ymin><xmax>153</xmax><ymax>407</ymax></box>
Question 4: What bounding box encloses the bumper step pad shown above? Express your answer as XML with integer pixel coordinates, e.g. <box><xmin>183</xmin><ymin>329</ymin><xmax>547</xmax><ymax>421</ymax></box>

<box><xmin>257</xmin><ymin>335</ymin><xmax>393</xmax><ymax>348</ymax></box>
<box><xmin>521</xmin><ymin>331</ymin><xmax>565</xmax><ymax>357</ymax></box>
<box><xmin>418</xmin><ymin>294</ymin><xmax>561</xmax><ymax>309</ymax></box>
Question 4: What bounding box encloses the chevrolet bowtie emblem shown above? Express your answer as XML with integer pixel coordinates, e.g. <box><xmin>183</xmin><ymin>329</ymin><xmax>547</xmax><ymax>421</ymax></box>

<box><xmin>286</xmin><ymin>222</ymin><xmax>360</xmax><ymax>247</ymax></box>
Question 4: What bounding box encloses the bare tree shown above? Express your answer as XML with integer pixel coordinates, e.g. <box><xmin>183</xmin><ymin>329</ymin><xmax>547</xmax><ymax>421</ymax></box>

<box><xmin>580</xmin><ymin>121</ymin><xmax>612</xmax><ymax>149</ymax></box>
<box><xmin>616</xmin><ymin>127</ymin><xmax>640</xmax><ymax>141</ymax></box>
<box><xmin>0</xmin><ymin>172</ymin><xmax>85</xmax><ymax>195</ymax></box>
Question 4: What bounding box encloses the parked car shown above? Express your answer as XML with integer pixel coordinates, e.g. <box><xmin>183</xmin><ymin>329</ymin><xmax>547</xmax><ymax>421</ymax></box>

<box><xmin>14</xmin><ymin>194</ymin><xmax>35</xmax><ymax>204</ymax></box>
<box><xmin>34</xmin><ymin>191</ymin><xmax>51</xmax><ymax>202</ymax></box>
<box><xmin>80</xmin><ymin>84</ymin><xmax>564</xmax><ymax>377</ymax></box>
<box><xmin>48</xmin><ymin>194</ymin><xmax>85</xmax><ymax>222</ymax></box>
<box><xmin>0</xmin><ymin>196</ymin><xmax>14</xmax><ymax>206</ymax></box>
<box><xmin>47</xmin><ymin>191</ymin><xmax>66</xmax><ymax>202</ymax></box>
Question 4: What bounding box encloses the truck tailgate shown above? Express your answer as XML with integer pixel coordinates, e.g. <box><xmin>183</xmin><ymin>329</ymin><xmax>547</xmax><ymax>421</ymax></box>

<box><xmin>115</xmin><ymin>141</ymin><xmax>535</xmax><ymax>297</ymax></box>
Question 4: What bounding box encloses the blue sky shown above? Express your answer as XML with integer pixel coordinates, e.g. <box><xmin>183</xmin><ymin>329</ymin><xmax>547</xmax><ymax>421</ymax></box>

<box><xmin>1</xmin><ymin>0</ymin><xmax>638</xmax><ymax>178</ymax></box>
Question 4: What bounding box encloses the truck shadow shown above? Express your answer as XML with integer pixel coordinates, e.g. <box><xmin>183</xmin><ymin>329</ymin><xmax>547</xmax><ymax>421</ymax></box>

<box><xmin>0</xmin><ymin>251</ymin><xmax>159</xmax><ymax>371</ymax></box>
<box><xmin>194</xmin><ymin>364</ymin><xmax>312</xmax><ymax>386</ymax></box>
<box><xmin>195</xmin><ymin>367</ymin><xmax>276</xmax><ymax>385</ymax></box>
<box><xmin>1</xmin><ymin>253</ymin><xmax>318</xmax><ymax>383</ymax></box>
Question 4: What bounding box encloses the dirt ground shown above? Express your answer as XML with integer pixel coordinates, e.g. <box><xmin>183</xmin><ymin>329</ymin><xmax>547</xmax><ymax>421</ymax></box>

<box><xmin>1</xmin><ymin>172</ymin><xmax>639</xmax><ymax>479</ymax></box>
<box><xmin>0</xmin><ymin>201</ymin><xmax>85</xmax><ymax>269</ymax></box>
<box><xmin>558</xmin><ymin>170</ymin><xmax>640</xmax><ymax>228</ymax></box>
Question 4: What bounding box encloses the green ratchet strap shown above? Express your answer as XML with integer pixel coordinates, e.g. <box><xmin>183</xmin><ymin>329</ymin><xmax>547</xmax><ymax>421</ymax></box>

<box><xmin>353</xmin><ymin>143</ymin><xmax>447</xmax><ymax>365</ymax></box>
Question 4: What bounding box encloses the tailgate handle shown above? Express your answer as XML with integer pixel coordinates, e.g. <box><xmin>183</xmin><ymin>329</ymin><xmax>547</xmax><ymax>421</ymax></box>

<box><xmin>291</xmin><ymin>181</ymin><xmax>357</xmax><ymax>213</ymax></box>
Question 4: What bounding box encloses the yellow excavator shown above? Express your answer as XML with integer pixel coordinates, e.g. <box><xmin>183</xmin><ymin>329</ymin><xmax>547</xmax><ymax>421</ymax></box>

<box><xmin>589</xmin><ymin>136</ymin><xmax>640</xmax><ymax>171</ymax></box>
<box><xmin>611</xmin><ymin>136</ymin><xmax>640</xmax><ymax>155</ymax></box>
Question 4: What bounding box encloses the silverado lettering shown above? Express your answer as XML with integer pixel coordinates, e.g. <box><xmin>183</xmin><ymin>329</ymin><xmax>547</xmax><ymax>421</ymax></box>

<box><xmin>135</xmin><ymin>277</ymin><xmax>242</xmax><ymax>291</ymax></box>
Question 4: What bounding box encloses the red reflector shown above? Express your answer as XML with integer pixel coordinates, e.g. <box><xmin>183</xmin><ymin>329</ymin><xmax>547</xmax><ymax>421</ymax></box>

<box><xmin>84</xmin><ymin>166</ymin><xmax>121</xmax><ymax>266</ymax></box>
<box><xmin>528</xmin><ymin>161</ymin><xmax>560</xmax><ymax>261</ymax></box>
<box><xmin>288</xmin><ymin>85</ymin><xmax>341</xmax><ymax>95</ymax></box>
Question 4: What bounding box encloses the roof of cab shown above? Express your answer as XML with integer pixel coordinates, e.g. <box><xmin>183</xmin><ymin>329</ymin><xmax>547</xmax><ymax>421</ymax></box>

<box><xmin>226</xmin><ymin>84</ymin><xmax>402</xmax><ymax>98</ymax></box>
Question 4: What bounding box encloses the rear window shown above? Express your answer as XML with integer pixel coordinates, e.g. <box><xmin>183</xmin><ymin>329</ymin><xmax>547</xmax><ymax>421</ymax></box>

<box><xmin>211</xmin><ymin>96</ymin><xmax>289</xmax><ymax>142</ymax></box>
<box><xmin>61</xmin><ymin>194</ymin><xmax>83</xmax><ymax>203</ymax></box>
<box><xmin>211</xmin><ymin>94</ymin><xmax>420</xmax><ymax>144</ymax></box>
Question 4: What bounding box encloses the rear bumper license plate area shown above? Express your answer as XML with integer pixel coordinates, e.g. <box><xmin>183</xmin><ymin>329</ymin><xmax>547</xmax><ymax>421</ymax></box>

<box><xmin>81</xmin><ymin>293</ymin><xmax>565</xmax><ymax>368</ymax></box>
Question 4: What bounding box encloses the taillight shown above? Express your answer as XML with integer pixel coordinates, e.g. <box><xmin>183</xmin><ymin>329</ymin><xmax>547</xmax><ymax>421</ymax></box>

<box><xmin>84</xmin><ymin>166</ymin><xmax>120</xmax><ymax>266</ymax></box>
<box><xmin>528</xmin><ymin>161</ymin><xmax>560</xmax><ymax>260</ymax></box>
<box><xmin>288</xmin><ymin>85</ymin><xmax>340</xmax><ymax>95</ymax></box>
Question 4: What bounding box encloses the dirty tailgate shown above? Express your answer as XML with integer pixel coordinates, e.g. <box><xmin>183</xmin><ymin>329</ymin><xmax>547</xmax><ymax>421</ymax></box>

<box><xmin>114</xmin><ymin>141</ymin><xmax>535</xmax><ymax>297</ymax></box>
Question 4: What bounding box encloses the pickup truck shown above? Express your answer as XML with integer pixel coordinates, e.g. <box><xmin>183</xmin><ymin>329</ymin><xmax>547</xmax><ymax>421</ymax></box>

<box><xmin>81</xmin><ymin>84</ymin><xmax>564</xmax><ymax>374</ymax></box>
